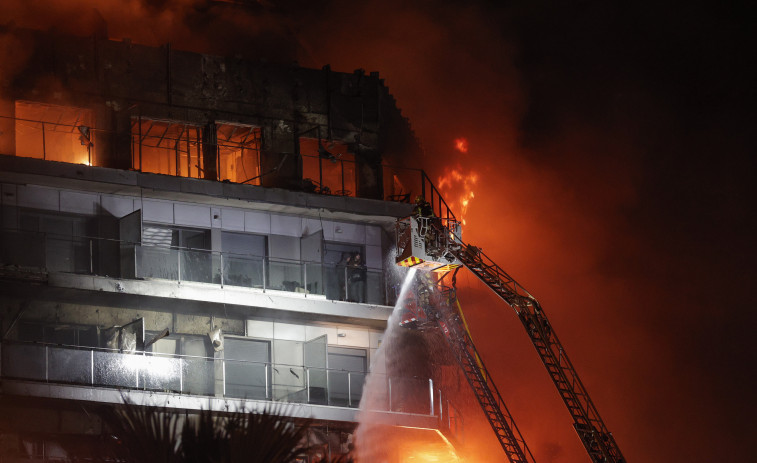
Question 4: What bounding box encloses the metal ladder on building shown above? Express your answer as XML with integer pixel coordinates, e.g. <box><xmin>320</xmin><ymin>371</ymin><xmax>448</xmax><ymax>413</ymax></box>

<box><xmin>435</xmin><ymin>286</ymin><xmax>535</xmax><ymax>463</ymax></box>
<box><xmin>450</xmin><ymin>243</ymin><xmax>626</xmax><ymax>463</ymax></box>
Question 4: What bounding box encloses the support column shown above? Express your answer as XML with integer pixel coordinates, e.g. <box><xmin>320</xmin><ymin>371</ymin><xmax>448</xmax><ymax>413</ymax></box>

<box><xmin>202</xmin><ymin>122</ymin><xmax>218</xmax><ymax>181</ymax></box>
<box><xmin>93</xmin><ymin>104</ymin><xmax>131</xmax><ymax>170</ymax></box>
<box><xmin>0</xmin><ymin>98</ymin><xmax>15</xmax><ymax>156</ymax></box>
<box><xmin>260</xmin><ymin>121</ymin><xmax>298</xmax><ymax>189</ymax></box>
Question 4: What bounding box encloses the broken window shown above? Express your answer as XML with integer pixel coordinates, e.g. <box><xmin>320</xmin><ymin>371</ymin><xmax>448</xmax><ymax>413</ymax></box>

<box><xmin>217</xmin><ymin>122</ymin><xmax>262</xmax><ymax>184</ymax></box>
<box><xmin>14</xmin><ymin>101</ymin><xmax>94</xmax><ymax>165</ymax></box>
<box><xmin>300</xmin><ymin>138</ymin><xmax>357</xmax><ymax>197</ymax></box>
<box><xmin>131</xmin><ymin>118</ymin><xmax>203</xmax><ymax>178</ymax></box>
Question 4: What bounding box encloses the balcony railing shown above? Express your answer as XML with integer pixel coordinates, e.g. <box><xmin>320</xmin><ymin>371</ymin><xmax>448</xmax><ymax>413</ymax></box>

<box><xmin>0</xmin><ymin>113</ymin><xmax>454</xmax><ymax>211</ymax></box>
<box><xmin>0</xmin><ymin>340</ymin><xmax>439</xmax><ymax>415</ymax></box>
<box><xmin>0</xmin><ymin>229</ymin><xmax>401</xmax><ymax>306</ymax></box>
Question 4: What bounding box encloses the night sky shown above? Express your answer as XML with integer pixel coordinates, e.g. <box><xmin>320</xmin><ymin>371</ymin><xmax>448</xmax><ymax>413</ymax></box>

<box><xmin>2</xmin><ymin>1</ymin><xmax>755</xmax><ymax>461</ymax></box>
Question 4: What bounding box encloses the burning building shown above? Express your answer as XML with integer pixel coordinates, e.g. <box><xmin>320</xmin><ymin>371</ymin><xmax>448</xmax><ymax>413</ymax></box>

<box><xmin>0</xmin><ymin>27</ymin><xmax>465</xmax><ymax>461</ymax></box>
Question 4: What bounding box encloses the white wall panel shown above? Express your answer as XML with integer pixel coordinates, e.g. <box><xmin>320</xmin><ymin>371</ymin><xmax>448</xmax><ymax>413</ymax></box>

<box><xmin>101</xmin><ymin>195</ymin><xmax>134</xmax><ymax>218</ymax></box>
<box><xmin>17</xmin><ymin>185</ymin><xmax>59</xmax><ymax>211</ymax></box>
<box><xmin>269</xmin><ymin>235</ymin><xmax>300</xmax><ymax>260</ymax></box>
<box><xmin>246</xmin><ymin>320</ymin><xmax>274</xmax><ymax>339</ymax></box>
<box><xmin>324</xmin><ymin>221</ymin><xmax>365</xmax><ymax>245</ymax></box>
<box><xmin>60</xmin><ymin>191</ymin><xmax>98</xmax><ymax>215</ymax></box>
<box><xmin>274</xmin><ymin>322</ymin><xmax>306</xmax><ymax>341</ymax></box>
<box><xmin>222</xmin><ymin>208</ymin><xmax>245</xmax><ymax>231</ymax></box>
<box><xmin>210</xmin><ymin>207</ymin><xmax>222</xmax><ymax>229</ymax></box>
<box><xmin>321</xmin><ymin>220</ymin><xmax>335</xmax><ymax>241</ymax></box>
<box><xmin>174</xmin><ymin>203</ymin><xmax>210</xmax><ymax>228</ymax></box>
<box><xmin>245</xmin><ymin>210</ymin><xmax>271</xmax><ymax>234</ymax></box>
<box><xmin>305</xmin><ymin>325</ymin><xmax>337</xmax><ymax>344</ymax></box>
<box><xmin>365</xmin><ymin>245</ymin><xmax>382</xmax><ymax>269</ymax></box>
<box><xmin>271</xmin><ymin>214</ymin><xmax>302</xmax><ymax>237</ymax></box>
<box><xmin>142</xmin><ymin>199</ymin><xmax>173</xmax><ymax>224</ymax></box>
<box><xmin>336</xmin><ymin>327</ymin><xmax>369</xmax><ymax>348</ymax></box>
<box><xmin>301</xmin><ymin>218</ymin><xmax>323</xmax><ymax>236</ymax></box>
<box><xmin>366</xmin><ymin>225</ymin><xmax>381</xmax><ymax>246</ymax></box>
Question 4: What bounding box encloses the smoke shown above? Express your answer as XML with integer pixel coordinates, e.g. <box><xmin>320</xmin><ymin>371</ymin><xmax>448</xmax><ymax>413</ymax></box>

<box><xmin>1</xmin><ymin>1</ymin><xmax>754</xmax><ymax>461</ymax></box>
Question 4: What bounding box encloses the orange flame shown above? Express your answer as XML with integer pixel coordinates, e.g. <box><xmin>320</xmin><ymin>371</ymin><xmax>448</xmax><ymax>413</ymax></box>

<box><xmin>437</xmin><ymin>166</ymin><xmax>478</xmax><ymax>226</ymax></box>
<box><xmin>454</xmin><ymin>138</ymin><xmax>469</xmax><ymax>153</ymax></box>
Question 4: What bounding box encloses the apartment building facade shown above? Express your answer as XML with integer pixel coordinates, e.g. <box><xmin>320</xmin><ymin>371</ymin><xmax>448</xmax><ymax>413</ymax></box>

<box><xmin>0</xmin><ymin>28</ymin><xmax>456</xmax><ymax>462</ymax></box>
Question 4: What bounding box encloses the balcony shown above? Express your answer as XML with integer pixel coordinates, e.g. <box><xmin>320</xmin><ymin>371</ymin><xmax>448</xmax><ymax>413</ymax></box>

<box><xmin>1</xmin><ymin>109</ymin><xmax>455</xmax><ymax>215</ymax></box>
<box><xmin>0</xmin><ymin>229</ymin><xmax>399</xmax><ymax>307</ymax></box>
<box><xmin>1</xmin><ymin>340</ymin><xmax>440</xmax><ymax>417</ymax></box>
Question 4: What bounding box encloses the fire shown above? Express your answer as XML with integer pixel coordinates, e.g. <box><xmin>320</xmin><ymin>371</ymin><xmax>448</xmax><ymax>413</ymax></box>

<box><xmin>437</xmin><ymin>167</ymin><xmax>478</xmax><ymax>226</ymax></box>
<box><xmin>454</xmin><ymin>138</ymin><xmax>468</xmax><ymax>153</ymax></box>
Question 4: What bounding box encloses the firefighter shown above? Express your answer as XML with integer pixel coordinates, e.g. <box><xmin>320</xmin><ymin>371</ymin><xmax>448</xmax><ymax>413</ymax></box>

<box><xmin>416</xmin><ymin>271</ymin><xmax>435</xmax><ymax>310</ymax></box>
<box><xmin>413</xmin><ymin>195</ymin><xmax>433</xmax><ymax>217</ymax></box>
<box><xmin>414</xmin><ymin>196</ymin><xmax>439</xmax><ymax>253</ymax></box>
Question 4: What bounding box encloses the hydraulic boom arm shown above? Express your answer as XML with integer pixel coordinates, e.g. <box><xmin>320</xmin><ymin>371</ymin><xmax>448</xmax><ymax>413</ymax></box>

<box><xmin>451</xmin><ymin>243</ymin><xmax>626</xmax><ymax>463</ymax></box>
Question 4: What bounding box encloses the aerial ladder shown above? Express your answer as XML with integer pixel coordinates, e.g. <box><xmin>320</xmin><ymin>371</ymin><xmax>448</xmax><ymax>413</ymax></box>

<box><xmin>395</xmin><ymin>213</ymin><xmax>626</xmax><ymax>463</ymax></box>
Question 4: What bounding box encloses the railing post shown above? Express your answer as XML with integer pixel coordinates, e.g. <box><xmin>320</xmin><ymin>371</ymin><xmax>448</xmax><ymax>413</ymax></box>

<box><xmin>90</xmin><ymin>350</ymin><xmax>94</xmax><ymax>385</ymax></box>
<box><xmin>265</xmin><ymin>364</ymin><xmax>270</xmax><ymax>400</ymax></box>
<box><xmin>177</xmin><ymin>248</ymin><xmax>182</xmax><ymax>282</ymax></box>
<box><xmin>179</xmin><ymin>358</ymin><xmax>184</xmax><ymax>393</ymax></box>
<box><xmin>348</xmin><ymin>372</ymin><xmax>352</xmax><ymax>407</ymax></box>
<box><xmin>429</xmin><ymin>378</ymin><xmax>434</xmax><ymax>416</ymax></box>
<box><xmin>303</xmin><ymin>261</ymin><xmax>307</xmax><ymax>297</ymax></box>
<box><xmin>89</xmin><ymin>239</ymin><xmax>94</xmax><ymax>274</ymax></box>
<box><xmin>220</xmin><ymin>252</ymin><xmax>224</xmax><ymax>287</ymax></box>
<box><xmin>306</xmin><ymin>368</ymin><xmax>311</xmax><ymax>403</ymax></box>
<box><xmin>262</xmin><ymin>257</ymin><xmax>267</xmax><ymax>290</ymax></box>
<box><xmin>222</xmin><ymin>358</ymin><xmax>226</xmax><ymax>396</ymax></box>
<box><xmin>45</xmin><ymin>345</ymin><xmax>49</xmax><ymax>381</ymax></box>
<box><xmin>344</xmin><ymin>266</ymin><xmax>349</xmax><ymax>301</ymax></box>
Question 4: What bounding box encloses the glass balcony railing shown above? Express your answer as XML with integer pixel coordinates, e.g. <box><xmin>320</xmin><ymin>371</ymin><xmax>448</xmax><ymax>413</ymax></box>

<box><xmin>0</xmin><ymin>229</ymin><xmax>400</xmax><ymax>306</ymax></box>
<box><xmin>1</xmin><ymin>341</ymin><xmax>439</xmax><ymax>415</ymax></box>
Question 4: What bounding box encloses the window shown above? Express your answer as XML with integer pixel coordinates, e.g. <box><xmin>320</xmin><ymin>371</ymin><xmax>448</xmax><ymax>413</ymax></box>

<box><xmin>328</xmin><ymin>347</ymin><xmax>367</xmax><ymax>407</ymax></box>
<box><xmin>323</xmin><ymin>242</ymin><xmax>364</xmax><ymax>301</ymax></box>
<box><xmin>300</xmin><ymin>138</ymin><xmax>357</xmax><ymax>196</ymax></box>
<box><xmin>180</xmin><ymin>335</ymin><xmax>215</xmax><ymax>395</ymax></box>
<box><xmin>17</xmin><ymin>210</ymin><xmax>94</xmax><ymax>273</ymax></box>
<box><xmin>221</xmin><ymin>231</ymin><xmax>267</xmax><ymax>288</ymax></box>
<box><xmin>140</xmin><ymin>225</ymin><xmax>212</xmax><ymax>283</ymax></box>
<box><xmin>15</xmin><ymin>101</ymin><xmax>94</xmax><ymax>165</ymax></box>
<box><xmin>131</xmin><ymin>118</ymin><xmax>203</xmax><ymax>177</ymax></box>
<box><xmin>217</xmin><ymin>123</ymin><xmax>261</xmax><ymax>184</ymax></box>
<box><xmin>224</xmin><ymin>337</ymin><xmax>271</xmax><ymax>399</ymax></box>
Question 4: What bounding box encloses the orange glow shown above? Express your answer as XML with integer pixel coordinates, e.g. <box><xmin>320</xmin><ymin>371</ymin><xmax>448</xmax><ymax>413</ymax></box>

<box><xmin>454</xmin><ymin>138</ymin><xmax>468</xmax><ymax>153</ymax></box>
<box><xmin>437</xmin><ymin>167</ymin><xmax>478</xmax><ymax>226</ymax></box>
<box><xmin>15</xmin><ymin>101</ymin><xmax>93</xmax><ymax>166</ymax></box>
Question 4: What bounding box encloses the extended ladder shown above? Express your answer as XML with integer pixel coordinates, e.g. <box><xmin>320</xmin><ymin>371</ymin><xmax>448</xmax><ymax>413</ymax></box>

<box><xmin>451</xmin><ymin>244</ymin><xmax>626</xmax><ymax>463</ymax></box>
<box><xmin>433</xmin><ymin>286</ymin><xmax>535</xmax><ymax>463</ymax></box>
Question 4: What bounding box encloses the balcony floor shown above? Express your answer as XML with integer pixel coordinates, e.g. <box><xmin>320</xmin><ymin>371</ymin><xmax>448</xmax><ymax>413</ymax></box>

<box><xmin>43</xmin><ymin>272</ymin><xmax>394</xmax><ymax>327</ymax></box>
<box><xmin>1</xmin><ymin>379</ymin><xmax>441</xmax><ymax>430</ymax></box>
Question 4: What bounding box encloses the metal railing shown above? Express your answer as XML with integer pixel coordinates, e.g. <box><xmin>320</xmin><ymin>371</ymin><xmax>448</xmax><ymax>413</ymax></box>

<box><xmin>134</xmin><ymin>244</ymin><xmax>389</xmax><ymax>304</ymax></box>
<box><xmin>0</xmin><ymin>229</ymin><xmax>396</xmax><ymax>306</ymax></box>
<box><xmin>0</xmin><ymin>340</ymin><xmax>438</xmax><ymax>415</ymax></box>
<box><xmin>0</xmin><ymin>113</ymin><xmax>450</xmax><ymax>209</ymax></box>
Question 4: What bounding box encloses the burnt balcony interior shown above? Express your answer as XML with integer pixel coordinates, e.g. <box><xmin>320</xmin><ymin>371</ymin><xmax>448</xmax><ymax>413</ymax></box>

<box><xmin>0</xmin><ymin>28</ymin><xmax>432</xmax><ymax>203</ymax></box>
